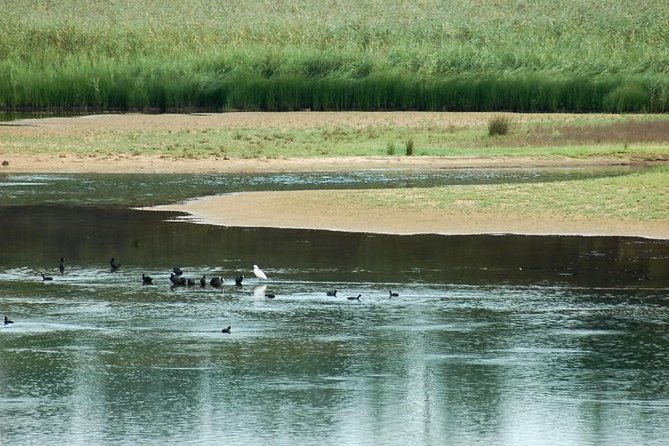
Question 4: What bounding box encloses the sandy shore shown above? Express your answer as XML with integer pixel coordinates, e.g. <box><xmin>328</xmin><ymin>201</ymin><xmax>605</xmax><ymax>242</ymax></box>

<box><xmin>145</xmin><ymin>190</ymin><xmax>669</xmax><ymax>240</ymax></box>
<box><xmin>2</xmin><ymin>112</ymin><xmax>667</xmax><ymax>238</ymax></box>
<box><xmin>0</xmin><ymin>152</ymin><xmax>642</xmax><ymax>173</ymax></box>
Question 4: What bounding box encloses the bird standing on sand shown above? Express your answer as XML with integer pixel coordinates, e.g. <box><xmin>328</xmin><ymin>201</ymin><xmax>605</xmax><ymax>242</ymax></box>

<box><xmin>253</xmin><ymin>265</ymin><xmax>267</xmax><ymax>281</ymax></box>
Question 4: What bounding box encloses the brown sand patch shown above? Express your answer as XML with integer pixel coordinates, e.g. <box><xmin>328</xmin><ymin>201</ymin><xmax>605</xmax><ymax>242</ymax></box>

<box><xmin>0</xmin><ymin>111</ymin><xmax>605</xmax><ymax>135</ymax></box>
<box><xmin>0</xmin><ymin>153</ymin><xmax>640</xmax><ymax>174</ymax></box>
<box><xmin>146</xmin><ymin>190</ymin><xmax>669</xmax><ymax>239</ymax></box>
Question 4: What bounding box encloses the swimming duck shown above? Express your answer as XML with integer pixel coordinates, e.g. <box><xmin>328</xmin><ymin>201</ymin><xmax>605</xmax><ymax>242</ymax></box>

<box><xmin>347</xmin><ymin>294</ymin><xmax>361</xmax><ymax>301</ymax></box>
<box><xmin>4</xmin><ymin>315</ymin><xmax>13</xmax><ymax>325</ymax></box>
<box><xmin>221</xmin><ymin>326</ymin><xmax>231</xmax><ymax>334</ymax></box>
<box><xmin>210</xmin><ymin>276</ymin><xmax>224</xmax><ymax>288</ymax></box>
<box><xmin>42</xmin><ymin>273</ymin><xmax>53</xmax><ymax>281</ymax></box>
<box><xmin>326</xmin><ymin>289</ymin><xmax>337</xmax><ymax>297</ymax></box>
<box><xmin>389</xmin><ymin>290</ymin><xmax>399</xmax><ymax>298</ymax></box>
<box><xmin>142</xmin><ymin>274</ymin><xmax>153</xmax><ymax>285</ymax></box>
<box><xmin>170</xmin><ymin>273</ymin><xmax>186</xmax><ymax>286</ymax></box>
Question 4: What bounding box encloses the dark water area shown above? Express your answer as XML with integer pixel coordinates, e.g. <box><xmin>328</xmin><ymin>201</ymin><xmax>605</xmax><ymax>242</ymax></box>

<box><xmin>1</xmin><ymin>171</ymin><xmax>668</xmax><ymax>445</ymax></box>
<box><xmin>0</xmin><ymin>205</ymin><xmax>667</xmax><ymax>288</ymax></box>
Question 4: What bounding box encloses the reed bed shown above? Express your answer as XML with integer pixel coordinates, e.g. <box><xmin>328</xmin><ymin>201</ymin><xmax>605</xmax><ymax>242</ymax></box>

<box><xmin>1</xmin><ymin>0</ymin><xmax>667</xmax><ymax>112</ymax></box>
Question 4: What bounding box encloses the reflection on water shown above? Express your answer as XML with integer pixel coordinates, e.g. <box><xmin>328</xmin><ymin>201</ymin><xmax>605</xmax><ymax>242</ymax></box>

<box><xmin>1</xmin><ymin>173</ymin><xmax>668</xmax><ymax>445</ymax></box>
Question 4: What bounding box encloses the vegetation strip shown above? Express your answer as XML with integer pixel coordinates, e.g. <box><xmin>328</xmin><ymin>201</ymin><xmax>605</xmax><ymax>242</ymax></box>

<box><xmin>1</xmin><ymin>0</ymin><xmax>667</xmax><ymax>112</ymax></box>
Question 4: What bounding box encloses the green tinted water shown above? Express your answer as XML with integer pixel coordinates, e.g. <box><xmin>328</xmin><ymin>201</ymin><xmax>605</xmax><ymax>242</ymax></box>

<box><xmin>1</xmin><ymin>171</ymin><xmax>668</xmax><ymax>445</ymax></box>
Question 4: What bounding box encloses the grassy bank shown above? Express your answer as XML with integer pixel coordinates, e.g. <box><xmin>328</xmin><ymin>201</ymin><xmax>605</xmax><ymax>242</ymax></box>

<box><xmin>1</xmin><ymin>0</ymin><xmax>668</xmax><ymax>112</ymax></box>
<box><xmin>339</xmin><ymin>165</ymin><xmax>669</xmax><ymax>222</ymax></box>
<box><xmin>1</xmin><ymin>113</ymin><xmax>668</xmax><ymax>161</ymax></box>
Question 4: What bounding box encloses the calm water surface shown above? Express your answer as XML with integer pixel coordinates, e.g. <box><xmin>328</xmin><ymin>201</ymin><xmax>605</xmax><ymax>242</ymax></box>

<box><xmin>1</xmin><ymin>171</ymin><xmax>668</xmax><ymax>445</ymax></box>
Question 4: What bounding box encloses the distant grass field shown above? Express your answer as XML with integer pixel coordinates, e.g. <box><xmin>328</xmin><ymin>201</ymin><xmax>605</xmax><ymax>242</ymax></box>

<box><xmin>1</xmin><ymin>113</ymin><xmax>667</xmax><ymax>161</ymax></box>
<box><xmin>1</xmin><ymin>0</ymin><xmax>668</xmax><ymax>112</ymax></box>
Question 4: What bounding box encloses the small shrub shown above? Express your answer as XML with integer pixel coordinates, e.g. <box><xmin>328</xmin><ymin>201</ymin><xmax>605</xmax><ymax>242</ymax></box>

<box><xmin>405</xmin><ymin>137</ymin><xmax>414</xmax><ymax>156</ymax></box>
<box><xmin>488</xmin><ymin>116</ymin><xmax>511</xmax><ymax>136</ymax></box>
<box><xmin>386</xmin><ymin>141</ymin><xmax>396</xmax><ymax>155</ymax></box>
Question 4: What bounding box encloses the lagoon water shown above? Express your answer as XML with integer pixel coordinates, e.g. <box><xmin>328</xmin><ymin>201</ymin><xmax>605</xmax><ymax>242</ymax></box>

<box><xmin>1</xmin><ymin>170</ymin><xmax>668</xmax><ymax>445</ymax></box>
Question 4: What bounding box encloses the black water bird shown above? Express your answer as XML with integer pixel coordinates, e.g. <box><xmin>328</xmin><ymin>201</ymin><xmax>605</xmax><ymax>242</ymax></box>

<box><xmin>210</xmin><ymin>276</ymin><xmax>224</xmax><ymax>288</ymax></box>
<box><xmin>59</xmin><ymin>257</ymin><xmax>65</xmax><ymax>274</ymax></box>
<box><xmin>142</xmin><ymin>274</ymin><xmax>153</xmax><ymax>285</ymax></box>
<box><xmin>235</xmin><ymin>274</ymin><xmax>244</xmax><ymax>287</ymax></box>
<box><xmin>170</xmin><ymin>273</ymin><xmax>186</xmax><ymax>286</ymax></box>
<box><xmin>265</xmin><ymin>293</ymin><xmax>276</xmax><ymax>299</ymax></box>
<box><xmin>110</xmin><ymin>258</ymin><xmax>121</xmax><ymax>270</ymax></box>
<box><xmin>172</xmin><ymin>267</ymin><xmax>183</xmax><ymax>276</ymax></box>
<box><xmin>326</xmin><ymin>289</ymin><xmax>337</xmax><ymax>297</ymax></box>
<box><xmin>221</xmin><ymin>326</ymin><xmax>231</xmax><ymax>334</ymax></box>
<box><xmin>200</xmin><ymin>275</ymin><xmax>206</xmax><ymax>288</ymax></box>
<box><xmin>347</xmin><ymin>294</ymin><xmax>361</xmax><ymax>301</ymax></box>
<box><xmin>41</xmin><ymin>273</ymin><xmax>53</xmax><ymax>281</ymax></box>
<box><xmin>4</xmin><ymin>315</ymin><xmax>13</xmax><ymax>325</ymax></box>
<box><xmin>389</xmin><ymin>290</ymin><xmax>399</xmax><ymax>298</ymax></box>
<box><xmin>187</xmin><ymin>278</ymin><xmax>196</xmax><ymax>286</ymax></box>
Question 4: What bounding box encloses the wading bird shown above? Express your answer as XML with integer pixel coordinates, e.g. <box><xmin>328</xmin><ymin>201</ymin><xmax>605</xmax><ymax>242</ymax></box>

<box><xmin>253</xmin><ymin>265</ymin><xmax>267</xmax><ymax>281</ymax></box>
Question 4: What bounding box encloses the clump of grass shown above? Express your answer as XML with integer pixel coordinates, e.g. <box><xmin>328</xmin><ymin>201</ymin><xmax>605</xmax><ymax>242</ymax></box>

<box><xmin>405</xmin><ymin>137</ymin><xmax>414</xmax><ymax>156</ymax></box>
<box><xmin>488</xmin><ymin>116</ymin><xmax>511</xmax><ymax>136</ymax></box>
<box><xmin>386</xmin><ymin>141</ymin><xmax>396</xmax><ymax>155</ymax></box>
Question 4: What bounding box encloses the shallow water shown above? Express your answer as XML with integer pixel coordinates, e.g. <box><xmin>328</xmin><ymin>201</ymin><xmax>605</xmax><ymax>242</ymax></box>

<box><xmin>1</xmin><ymin>171</ymin><xmax>668</xmax><ymax>445</ymax></box>
<box><xmin>0</xmin><ymin>167</ymin><xmax>642</xmax><ymax>207</ymax></box>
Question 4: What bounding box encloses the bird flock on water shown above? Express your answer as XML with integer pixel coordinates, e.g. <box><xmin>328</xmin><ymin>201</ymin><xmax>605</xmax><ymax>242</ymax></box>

<box><xmin>3</xmin><ymin>257</ymin><xmax>401</xmax><ymax>334</ymax></box>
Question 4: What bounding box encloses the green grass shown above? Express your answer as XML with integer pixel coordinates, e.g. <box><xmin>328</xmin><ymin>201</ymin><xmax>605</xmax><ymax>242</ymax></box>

<box><xmin>2</xmin><ymin>114</ymin><xmax>668</xmax><ymax>160</ymax></box>
<box><xmin>0</xmin><ymin>0</ymin><xmax>668</xmax><ymax>112</ymax></box>
<box><xmin>352</xmin><ymin>165</ymin><xmax>669</xmax><ymax>222</ymax></box>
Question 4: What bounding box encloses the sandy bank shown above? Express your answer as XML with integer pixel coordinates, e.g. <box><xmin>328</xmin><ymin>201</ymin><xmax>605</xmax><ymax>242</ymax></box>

<box><xmin>146</xmin><ymin>190</ymin><xmax>669</xmax><ymax>240</ymax></box>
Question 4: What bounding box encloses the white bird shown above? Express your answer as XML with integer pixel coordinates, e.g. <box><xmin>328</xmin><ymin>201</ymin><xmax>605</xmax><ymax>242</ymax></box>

<box><xmin>253</xmin><ymin>265</ymin><xmax>267</xmax><ymax>280</ymax></box>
